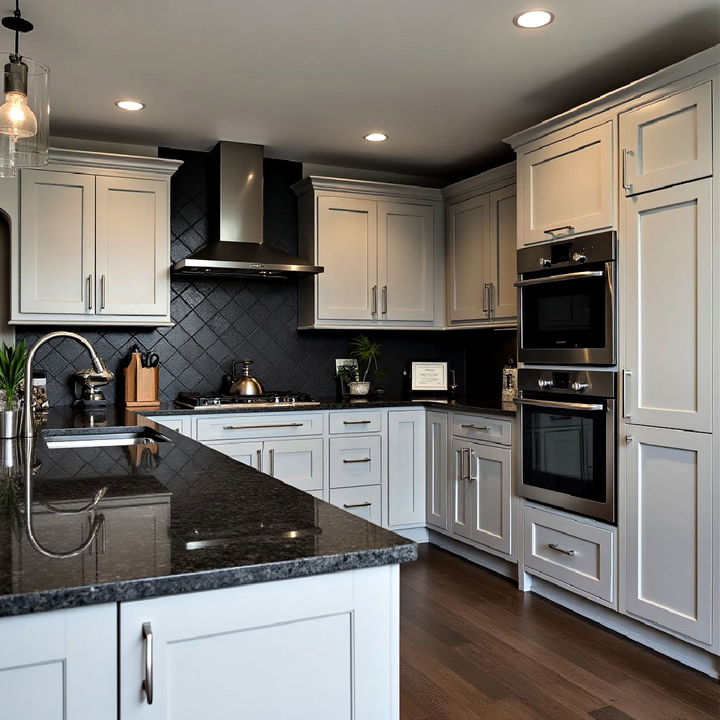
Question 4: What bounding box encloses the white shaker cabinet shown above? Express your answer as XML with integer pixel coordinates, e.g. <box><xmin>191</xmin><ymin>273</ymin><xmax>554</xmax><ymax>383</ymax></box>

<box><xmin>295</xmin><ymin>177</ymin><xmax>443</xmax><ymax>329</ymax></box>
<box><xmin>12</xmin><ymin>149</ymin><xmax>180</xmax><ymax>326</ymax></box>
<box><xmin>387</xmin><ymin>410</ymin><xmax>426</xmax><ymax>528</ymax></box>
<box><xmin>619</xmin><ymin>81</ymin><xmax>712</xmax><ymax>196</ymax></box>
<box><xmin>623</xmin><ymin>179</ymin><xmax>713</xmax><ymax>433</ymax></box>
<box><xmin>425</xmin><ymin>411</ymin><xmax>448</xmax><ymax>531</ymax></box>
<box><xmin>517</xmin><ymin>121</ymin><xmax>614</xmax><ymax>246</ymax></box>
<box><xmin>487</xmin><ymin>185</ymin><xmax>517</xmax><ymax>322</ymax></box>
<box><xmin>0</xmin><ymin>604</ymin><xmax>117</xmax><ymax>720</ymax></box>
<box><xmin>622</xmin><ymin>425</ymin><xmax>713</xmax><ymax>646</ymax></box>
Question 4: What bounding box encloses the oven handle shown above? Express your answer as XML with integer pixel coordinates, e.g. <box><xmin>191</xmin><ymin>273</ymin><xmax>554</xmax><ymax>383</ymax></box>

<box><xmin>514</xmin><ymin>270</ymin><xmax>604</xmax><ymax>287</ymax></box>
<box><xmin>515</xmin><ymin>398</ymin><xmax>606</xmax><ymax>412</ymax></box>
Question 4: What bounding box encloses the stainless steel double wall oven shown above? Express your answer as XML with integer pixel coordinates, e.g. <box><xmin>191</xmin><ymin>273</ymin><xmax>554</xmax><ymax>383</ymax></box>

<box><xmin>515</xmin><ymin>231</ymin><xmax>618</xmax><ymax>523</ymax></box>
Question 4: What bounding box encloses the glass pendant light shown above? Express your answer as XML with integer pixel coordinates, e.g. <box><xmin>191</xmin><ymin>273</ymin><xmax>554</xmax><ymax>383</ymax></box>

<box><xmin>0</xmin><ymin>0</ymin><xmax>48</xmax><ymax>177</ymax></box>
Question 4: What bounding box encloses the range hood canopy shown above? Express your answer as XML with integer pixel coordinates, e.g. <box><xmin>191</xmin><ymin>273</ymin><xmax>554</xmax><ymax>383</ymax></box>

<box><xmin>172</xmin><ymin>141</ymin><xmax>323</xmax><ymax>279</ymax></box>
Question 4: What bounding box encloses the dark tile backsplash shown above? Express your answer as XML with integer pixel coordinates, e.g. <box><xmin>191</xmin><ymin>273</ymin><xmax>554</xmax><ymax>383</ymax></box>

<box><xmin>17</xmin><ymin>148</ymin><xmax>512</xmax><ymax>407</ymax></box>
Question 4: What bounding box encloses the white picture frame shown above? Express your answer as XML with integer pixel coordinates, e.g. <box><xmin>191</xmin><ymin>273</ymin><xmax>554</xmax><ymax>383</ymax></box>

<box><xmin>410</xmin><ymin>361</ymin><xmax>448</xmax><ymax>392</ymax></box>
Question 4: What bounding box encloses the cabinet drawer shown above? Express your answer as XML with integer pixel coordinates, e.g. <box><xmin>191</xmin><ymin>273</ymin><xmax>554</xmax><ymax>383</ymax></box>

<box><xmin>196</xmin><ymin>413</ymin><xmax>323</xmax><ymax>441</ymax></box>
<box><xmin>146</xmin><ymin>415</ymin><xmax>193</xmax><ymax>438</ymax></box>
<box><xmin>329</xmin><ymin>411</ymin><xmax>382</xmax><ymax>434</ymax></box>
<box><xmin>329</xmin><ymin>485</ymin><xmax>382</xmax><ymax>526</ymax></box>
<box><xmin>329</xmin><ymin>436</ymin><xmax>382</xmax><ymax>489</ymax></box>
<box><xmin>452</xmin><ymin>414</ymin><xmax>511</xmax><ymax>445</ymax></box>
<box><xmin>524</xmin><ymin>505</ymin><xmax>615</xmax><ymax>605</ymax></box>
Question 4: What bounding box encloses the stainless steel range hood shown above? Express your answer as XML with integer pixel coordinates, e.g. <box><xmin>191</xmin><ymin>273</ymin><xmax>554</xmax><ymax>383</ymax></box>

<box><xmin>172</xmin><ymin>142</ymin><xmax>323</xmax><ymax>279</ymax></box>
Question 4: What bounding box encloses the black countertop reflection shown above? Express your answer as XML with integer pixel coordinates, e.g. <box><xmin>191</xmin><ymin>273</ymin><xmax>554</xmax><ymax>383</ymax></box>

<box><xmin>0</xmin><ymin>407</ymin><xmax>416</xmax><ymax>617</ymax></box>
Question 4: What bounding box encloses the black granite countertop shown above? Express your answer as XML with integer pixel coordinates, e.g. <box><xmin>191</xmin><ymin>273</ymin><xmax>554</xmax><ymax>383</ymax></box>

<box><xmin>0</xmin><ymin>407</ymin><xmax>416</xmax><ymax>617</ymax></box>
<box><xmin>147</xmin><ymin>395</ymin><xmax>516</xmax><ymax>418</ymax></box>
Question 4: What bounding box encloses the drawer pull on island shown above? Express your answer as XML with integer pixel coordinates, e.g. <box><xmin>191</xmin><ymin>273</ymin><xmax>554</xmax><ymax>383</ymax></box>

<box><xmin>343</xmin><ymin>420</ymin><xmax>372</xmax><ymax>425</ymax></box>
<box><xmin>343</xmin><ymin>457</ymin><xmax>371</xmax><ymax>464</ymax></box>
<box><xmin>142</xmin><ymin>622</ymin><xmax>154</xmax><ymax>705</ymax></box>
<box><xmin>343</xmin><ymin>502</ymin><xmax>372</xmax><ymax>509</ymax></box>
<box><xmin>461</xmin><ymin>424</ymin><xmax>491</xmax><ymax>431</ymax></box>
<box><xmin>222</xmin><ymin>422</ymin><xmax>305</xmax><ymax>431</ymax></box>
<box><xmin>548</xmin><ymin>543</ymin><xmax>576</xmax><ymax>557</ymax></box>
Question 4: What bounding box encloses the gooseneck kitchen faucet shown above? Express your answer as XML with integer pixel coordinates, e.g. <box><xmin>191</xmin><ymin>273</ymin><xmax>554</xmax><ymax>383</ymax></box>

<box><xmin>23</xmin><ymin>331</ymin><xmax>114</xmax><ymax>437</ymax></box>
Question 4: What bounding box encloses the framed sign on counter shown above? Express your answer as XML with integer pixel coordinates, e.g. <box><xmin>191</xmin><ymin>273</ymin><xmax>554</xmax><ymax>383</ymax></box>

<box><xmin>407</xmin><ymin>360</ymin><xmax>449</xmax><ymax>394</ymax></box>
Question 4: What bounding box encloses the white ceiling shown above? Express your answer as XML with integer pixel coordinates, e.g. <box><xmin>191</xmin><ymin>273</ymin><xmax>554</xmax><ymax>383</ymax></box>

<box><xmin>14</xmin><ymin>0</ymin><xmax>720</xmax><ymax>180</ymax></box>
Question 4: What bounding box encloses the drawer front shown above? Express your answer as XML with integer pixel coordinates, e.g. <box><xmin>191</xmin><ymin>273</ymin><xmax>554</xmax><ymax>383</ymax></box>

<box><xmin>329</xmin><ymin>411</ymin><xmax>382</xmax><ymax>434</ymax></box>
<box><xmin>452</xmin><ymin>413</ymin><xmax>511</xmax><ymax>445</ymax></box>
<box><xmin>196</xmin><ymin>413</ymin><xmax>324</xmax><ymax>441</ymax></box>
<box><xmin>329</xmin><ymin>436</ymin><xmax>382</xmax><ymax>489</ymax></box>
<box><xmin>145</xmin><ymin>415</ymin><xmax>193</xmax><ymax>438</ymax></box>
<box><xmin>329</xmin><ymin>485</ymin><xmax>382</xmax><ymax>526</ymax></box>
<box><xmin>204</xmin><ymin>440</ymin><xmax>262</xmax><ymax>469</ymax></box>
<box><xmin>524</xmin><ymin>505</ymin><xmax>615</xmax><ymax>604</ymax></box>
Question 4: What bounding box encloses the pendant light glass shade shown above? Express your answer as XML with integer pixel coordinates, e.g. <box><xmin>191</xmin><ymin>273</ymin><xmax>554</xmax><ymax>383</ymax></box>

<box><xmin>0</xmin><ymin>54</ymin><xmax>48</xmax><ymax>177</ymax></box>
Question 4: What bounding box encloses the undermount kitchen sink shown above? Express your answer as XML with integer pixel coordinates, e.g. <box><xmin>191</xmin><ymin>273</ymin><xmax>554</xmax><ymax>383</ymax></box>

<box><xmin>43</xmin><ymin>427</ymin><xmax>171</xmax><ymax>450</ymax></box>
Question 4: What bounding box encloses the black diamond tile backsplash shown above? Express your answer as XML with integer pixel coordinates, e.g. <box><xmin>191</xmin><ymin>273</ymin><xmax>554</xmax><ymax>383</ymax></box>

<box><xmin>17</xmin><ymin>148</ymin><xmax>510</xmax><ymax>407</ymax></box>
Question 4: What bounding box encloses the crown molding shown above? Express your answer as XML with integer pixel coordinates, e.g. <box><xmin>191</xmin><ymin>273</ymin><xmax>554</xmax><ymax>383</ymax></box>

<box><xmin>293</xmin><ymin>175</ymin><xmax>443</xmax><ymax>202</ymax></box>
<box><xmin>48</xmin><ymin>148</ymin><xmax>183</xmax><ymax>175</ymax></box>
<box><xmin>442</xmin><ymin>162</ymin><xmax>516</xmax><ymax>202</ymax></box>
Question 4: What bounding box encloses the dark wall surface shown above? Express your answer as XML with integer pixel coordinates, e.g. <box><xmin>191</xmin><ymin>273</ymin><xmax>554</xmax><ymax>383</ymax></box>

<box><xmin>17</xmin><ymin>149</ymin><xmax>512</xmax><ymax>407</ymax></box>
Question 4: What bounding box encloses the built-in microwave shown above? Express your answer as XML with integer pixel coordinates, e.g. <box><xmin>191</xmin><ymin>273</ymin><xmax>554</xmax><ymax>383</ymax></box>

<box><xmin>516</xmin><ymin>232</ymin><xmax>616</xmax><ymax>366</ymax></box>
<box><xmin>516</xmin><ymin>368</ymin><xmax>616</xmax><ymax>523</ymax></box>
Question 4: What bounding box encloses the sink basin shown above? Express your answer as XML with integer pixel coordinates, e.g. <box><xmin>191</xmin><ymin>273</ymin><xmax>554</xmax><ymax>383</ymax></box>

<box><xmin>43</xmin><ymin>427</ymin><xmax>171</xmax><ymax>450</ymax></box>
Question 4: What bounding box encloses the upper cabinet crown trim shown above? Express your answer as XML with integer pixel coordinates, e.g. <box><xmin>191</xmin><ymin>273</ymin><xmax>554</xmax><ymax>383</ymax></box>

<box><xmin>443</xmin><ymin>162</ymin><xmax>516</xmax><ymax>203</ymax></box>
<box><xmin>292</xmin><ymin>175</ymin><xmax>443</xmax><ymax>203</ymax></box>
<box><xmin>504</xmin><ymin>44</ymin><xmax>720</xmax><ymax>150</ymax></box>
<box><xmin>48</xmin><ymin>148</ymin><xmax>183</xmax><ymax>176</ymax></box>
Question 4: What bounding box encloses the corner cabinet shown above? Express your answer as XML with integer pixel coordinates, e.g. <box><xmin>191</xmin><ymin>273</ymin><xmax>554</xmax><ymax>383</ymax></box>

<box><xmin>293</xmin><ymin>177</ymin><xmax>444</xmax><ymax>330</ymax></box>
<box><xmin>11</xmin><ymin>148</ymin><xmax>181</xmax><ymax>326</ymax></box>
<box><xmin>444</xmin><ymin>163</ymin><xmax>517</xmax><ymax>327</ymax></box>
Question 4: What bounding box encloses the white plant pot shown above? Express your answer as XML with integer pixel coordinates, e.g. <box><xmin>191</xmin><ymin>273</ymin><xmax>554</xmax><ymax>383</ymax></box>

<box><xmin>348</xmin><ymin>381</ymin><xmax>370</xmax><ymax>396</ymax></box>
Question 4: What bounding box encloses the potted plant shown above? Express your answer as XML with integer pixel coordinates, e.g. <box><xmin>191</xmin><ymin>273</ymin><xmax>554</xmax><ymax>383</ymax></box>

<box><xmin>348</xmin><ymin>335</ymin><xmax>381</xmax><ymax>396</ymax></box>
<box><xmin>0</xmin><ymin>340</ymin><xmax>27</xmax><ymax>439</ymax></box>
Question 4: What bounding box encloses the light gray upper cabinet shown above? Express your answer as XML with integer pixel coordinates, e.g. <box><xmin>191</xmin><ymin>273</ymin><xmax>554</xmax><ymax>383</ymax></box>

<box><xmin>619</xmin><ymin>82</ymin><xmax>712</xmax><ymax>196</ymax></box>
<box><xmin>11</xmin><ymin>149</ymin><xmax>181</xmax><ymax>326</ymax></box>
<box><xmin>294</xmin><ymin>177</ymin><xmax>444</xmax><ymax>330</ymax></box>
<box><xmin>516</xmin><ymin>121</ymin><xmax>614</xmax><ymax>246</ymax></box>
<box><xmin>444</xmin><ymin>163</ymin><xmax>517</xmax><ymax>327</ymax></box>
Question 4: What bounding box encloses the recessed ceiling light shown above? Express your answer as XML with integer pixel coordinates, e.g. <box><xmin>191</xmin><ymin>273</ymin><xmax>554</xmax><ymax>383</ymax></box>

<box><xmin>513</xmin><ymin>10</ymin><xmax>554</xmax><ymax>28</ymax></box>
<box><xmin>364</xmin><ymin>132</ymin><xmax>388</xmax><ymax>142</ymax></box>
<box><xmin>115</xmin><ymin>99</ymin><xmax>145</xmax><ymax>111</ymax></box>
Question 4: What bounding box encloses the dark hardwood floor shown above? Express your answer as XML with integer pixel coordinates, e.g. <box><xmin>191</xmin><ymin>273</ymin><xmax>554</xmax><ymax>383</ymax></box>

<box><xmin>400</xmin><ymin>546</ymin><xmax>720</xmax><ymax>720</ymax></box>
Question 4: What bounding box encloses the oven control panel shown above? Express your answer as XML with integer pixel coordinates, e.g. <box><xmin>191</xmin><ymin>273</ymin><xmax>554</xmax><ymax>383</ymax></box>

<box><xmin>519</xmin><ymin>369</ymin><xmax>615</xmax><ymax>398</ymax></box>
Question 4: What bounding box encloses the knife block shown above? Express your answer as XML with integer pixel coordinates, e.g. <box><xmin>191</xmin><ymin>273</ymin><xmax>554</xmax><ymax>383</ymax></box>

<box><xmin>124</xmin><ymin>353</ymin><xmax>160</xmax><ymax>408</ymax></box>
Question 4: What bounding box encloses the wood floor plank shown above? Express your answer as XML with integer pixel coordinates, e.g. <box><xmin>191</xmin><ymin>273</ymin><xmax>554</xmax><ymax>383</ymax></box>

<box><xmin>400</xmin><ymin>546</ymin><xmax>720</xmax><ymax>720</ymax></box>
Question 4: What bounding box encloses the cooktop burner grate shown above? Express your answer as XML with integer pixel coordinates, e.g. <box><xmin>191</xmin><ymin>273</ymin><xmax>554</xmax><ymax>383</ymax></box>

<box><xmin>175</xmin><ymin>391</ymin><xmax>320</xmax><ymax>409</ymax></box>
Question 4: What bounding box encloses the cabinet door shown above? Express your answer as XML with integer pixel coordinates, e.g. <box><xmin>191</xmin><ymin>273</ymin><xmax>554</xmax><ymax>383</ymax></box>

<box><xmin>620</xmin><ymin>82</ymin><xmax>712</xmax><ymax>196</ymax></box>
<box><xmin>329</xmin><ymin>485</ymin><xmax>383</xmax><ymax>525</ymax></box>
<box><xmin>264</xmin><ymin>438</ymin><xmax>324</xmax><ymax>492</ymax></box>
<box><xmin>205</xmin><ymin>440</ymin><xmax>263</xmax><ymax>469</ymax></box>
<box><xmin>387</xmin><ymin>410</ymin><xmax>425</xmax><ymax>527</ymax></box>
<box><xmin>623</xmin><ymin>425</ymin><xmax>713</xmax><ymax>645</ymax></box>
<box><xmin>378</xmin><ymin>201</ymin><xmax>435</xmax><ymax>321</ymax></box>
<box><xmin>623</xmin><ymin>179</ymin><xmax>712</xmax><ymax>432</ymax></box>
<box><xmin>450</xmin><ymin>438</ymin><xmax>472</xmax><ymax>539</ymax></box>
<box><xmin>316</xmin><ymin>196</ymin><xmax>377</xmax><ymax>320</ymax></box>
<box><xmin>488</xmin><ymin>185</ymin><xmax>517</xmax><ymax>322</ymax></box>
<box><xmin>469</xmin><ymin>442</ymin><xmax>512</xmax><ymax>556</ymax></box>
<box><xmin>95</xmin><ymin>176</ymin><xmax>169</xmax><ymax>315</ymax></box>
<box><xmin>446</xmin><ymin>194</ymin><xmax>491</xmax><ymax>322</ymax></box>
<box><xmin>519</xmin><ymin>121</ymin><xmax>613</xmax><ymax>245</ymax></box>
<box><xmin>426</xmin><ymin>411</ymin><xmax>448</xmax><ymax>531</ymax></box>
<box><xmin>0</xmin><ymin>604</ymin><xmax>116</xmax><ymax>720</ymax></box>
<box><xmin>19</xmin><ymin>169</ymin><xmax>95</xmax><ymax>314</ymax></box>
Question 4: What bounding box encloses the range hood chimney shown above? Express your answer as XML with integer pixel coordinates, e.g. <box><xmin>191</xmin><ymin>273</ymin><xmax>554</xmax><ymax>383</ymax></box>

<box><xmin>172</xmin><ymin>141</ymin><xmax>323</xmax><ymax>279</ymax></box>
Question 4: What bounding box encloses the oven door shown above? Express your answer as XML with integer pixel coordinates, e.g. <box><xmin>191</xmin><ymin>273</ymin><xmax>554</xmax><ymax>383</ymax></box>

<box><xmin>517</xmin><ymin>261</ymin><xmax>615</xmax><ymax>365</ymax></box>
<box><xmin>517</xmin><ymin>396</ymin><xmax>615</xmax><ymax>523</ymax></box>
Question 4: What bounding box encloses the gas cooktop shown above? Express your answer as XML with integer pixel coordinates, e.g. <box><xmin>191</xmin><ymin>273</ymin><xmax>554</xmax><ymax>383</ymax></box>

<box><xmin>175</xmin><ymin>391</ymin><xmax>320</xmax><ymax>409</ymax></box>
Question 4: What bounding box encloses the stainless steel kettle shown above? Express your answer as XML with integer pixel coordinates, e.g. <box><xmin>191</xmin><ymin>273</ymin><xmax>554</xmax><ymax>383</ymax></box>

<box><xmin>229</xmin><ymin>359</ymin><xmax>265</xmax><ymax>395</ymax></box>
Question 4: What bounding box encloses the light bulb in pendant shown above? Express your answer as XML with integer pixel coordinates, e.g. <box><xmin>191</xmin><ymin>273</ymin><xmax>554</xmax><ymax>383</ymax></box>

<box><xmin>0</xmin><ymin>59</ymin><xmax>37</xmax><ymax>140</ymax></box>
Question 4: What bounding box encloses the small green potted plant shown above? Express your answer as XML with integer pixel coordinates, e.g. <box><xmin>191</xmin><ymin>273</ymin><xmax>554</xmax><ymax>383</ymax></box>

<box><xmin>348</xmin><ymin>335</ymin><xmax>381</xmax><ymax>396</ymax></box>
<box><xmin>0</xmin><ymin>339</ymin><xmax>27</xmax><ymax>438</ymax></box>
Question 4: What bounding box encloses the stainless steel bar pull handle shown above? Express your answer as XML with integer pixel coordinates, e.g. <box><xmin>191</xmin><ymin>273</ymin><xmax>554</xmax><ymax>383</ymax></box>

<box><xmin>461</xmin><ymin>424</ymin><xmax>491</xmax><ymax>431</ymax></box>
<box><xmin>269</xmin><ymin>448</ymin><xmax>275</xmax><ymax>476</ymax></box>
<box><xmin>514</xmin><ymin>270</ymin><xmax>604</xmax><ymax>288</ymax></box>
<box><xmin>100</xmin><ymin>275</ymin><xmax>106</xmax><ymax>310</ymax></box>
<box><xmin>623</xmin><ymin>370</ymin><xmax>632</xmax><ymax>420</ymax></box>
<box><xmin>381</xmin><ymin>285</ymin><xmax>388</xmax><ymax>314</ymax></box>
<box><xmin>343</xmin><ymin>457</ymin><xmax>371</xmax><ymax>464</ymax></box>
<box><xmin>86</xmin><ymin>275</ymin><xmax>93</xmax><ymax>310</ymax></box>
<box><xmin>461</xmin><ymin>447</ymin><xmax>470</xmax><ymax>481</ymax></box>
<box><xmin>142</xmin><ymin>622</ymin><xmax>154</xmax><ymax>705</ymax></box>
<box><xmin>223</xmin><ymin>423</ymin><xmax>305</xmax><ymax>430</ymax></box>
<box><xmin>371</xmin><ymin>285</ymin><xmax>378</xmax><ymax>314</ymax></box>
<box><xmin>467</xmin><ymin>451</ymin><xmax>476</xmax><ymax>483</ymax></box>
<box><xmin>622</xmin><ymin>148</ymin><xmax>632</xmax><ymax>193</ymax></box>
<box><xmin>515</xmin><ymin>398</ymin><xmax>605</xmax><ymax>412</ymax></box>
<box><xmin>256</xmin><ymin>449</ymin><xmax>262</xmax><ymax>470</ymax></box>
<box><xmin>343</xmin><ymin>420</ymin><xmax>371</xmax><ymax>425</ymax></box>
<box><xmin>543</xmin><ymin>225</ymin><xmax>575</xmax><ymax>237</ymax></box>
<box><xmin>548</xmin><ymin>543</ymin><xmax>576</xmax><ymax>556</ymax></box>
<box><xmin>482</xmin><ymin>283</ymin><xmax>489</xmax><ymax>313</ymax></box>
<box><xmin>344</xmin><ymin>501</ymin><xmax>372</xmax><ymax>509</ymax></box>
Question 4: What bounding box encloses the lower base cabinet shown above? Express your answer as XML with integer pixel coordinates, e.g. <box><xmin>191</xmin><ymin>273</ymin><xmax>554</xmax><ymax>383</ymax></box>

<box><xmin>120</xmin><ymin>565</ymin><xmax>399</xmax><ymax>719</ymax></box>
<box><xmin>387</xmin><ymin>410</ymin><xmax>426</xmax><ymax>527</ymax></box>
<box><xmin>329</xmin><ymin>484</ymin><xmax>383</xmax><ymax>524</ymax></box>
<box><xmin>622</xmin><ymin>424</ymin><xmax>714</xmax><ymax>646</ymax></box>
<box><xmin>0</xmin><ymin>604</ymin><xmax>117</xmax><ymax>720</ymax></box>
<box><xmin>426</xmin><ymin>411</ymin><xmax>448</xmax><ymax>530</ymax></box>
